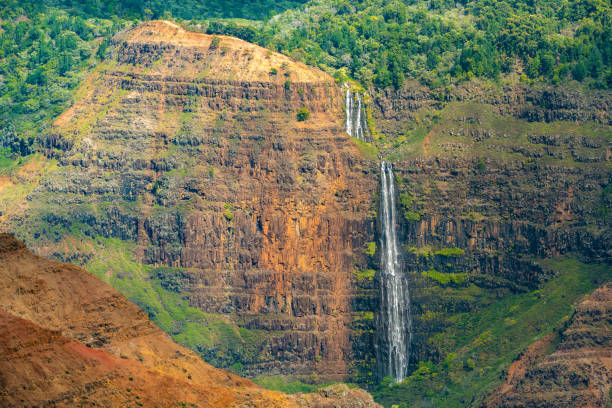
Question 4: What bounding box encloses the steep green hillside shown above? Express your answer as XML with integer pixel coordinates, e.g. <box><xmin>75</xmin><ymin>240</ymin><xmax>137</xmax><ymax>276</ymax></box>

<box><xmin>0</xmin><ymin>8</ymin><xmax>123</xmax><ymax>144</ymax></box>
<box><xmin>3</xmin><ymin>0</ymin><xmax>308</xmax><ymax>20</ymax></box>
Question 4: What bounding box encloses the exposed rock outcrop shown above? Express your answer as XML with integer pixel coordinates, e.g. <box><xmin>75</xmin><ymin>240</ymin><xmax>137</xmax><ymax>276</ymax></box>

<box><xmin>369</xmin><ymin>80</ymin><xmax>610</xmax><ymax>369</ymax></box>
<box><xmin>6</xmin><ymin>21</ymin><xmax>378</xmax><ymax>380</ymax></box>
<box><xmin>0</xmin><ymin>233</ymin><xmax>381</xmax><ymax>408</ymax></box>
<box><xmin>483</xmin><ymin>283</ymin><xmax>612</xmax><ymax>408</ymax></box>
<box><xmin>373</xmin><ymin>81</ymin><xmax>612</xmax><ymax>135</ymax></box>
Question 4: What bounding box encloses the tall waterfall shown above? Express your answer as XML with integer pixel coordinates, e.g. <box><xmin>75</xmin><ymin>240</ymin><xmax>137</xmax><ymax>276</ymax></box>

<box><xmin>378</xmin><ymin>161</ymin><xmax>413</xmax><ymax>383</ymax></box>
<box><xmin>344</xmin><ymin>84</ymin><xmax>370</xmax><ymax>142</ymax></box>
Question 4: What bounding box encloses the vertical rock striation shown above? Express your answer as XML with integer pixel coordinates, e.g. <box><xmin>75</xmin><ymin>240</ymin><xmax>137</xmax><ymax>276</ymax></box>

<box><xmin>11</xmin><ymin>21</ymin><xmax>378</xmax><ymax>381</ymax></box>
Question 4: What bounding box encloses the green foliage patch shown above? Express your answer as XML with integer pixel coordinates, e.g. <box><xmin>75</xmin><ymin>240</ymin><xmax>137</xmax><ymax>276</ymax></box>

<box><xmin>365</xmin><ymin>241</ymin><xmax>377</xmax><ymax>256</ymax></box>
<box><xmin>422</xmin><ymin>269</ymin><xmax>468</xmax><ymax>285</ymax></box>
<box><xmin>253</xmin><ymin>375</ymin><xmax>355</xmax><ymax>394</ymax></box>
<box><xmin>0</xmin><ymin>7</ymin><xmax>124</xmax><ymax>144</ymax></box>
<box><xmin>434</xmin><ymin>247</ymin><xmax>465</xmax><ymax>257</ymax></box>
<box><xmin>297</xmin><ymin>107</ymin><xmax>310</xmax><ymax>121</ymax></box>
<box><xmin>354</xmin><ymin>269</ymin><xmax>376</xmax><ymax>281</ymax></box>
<box><xmin>259</xmin><ymin>0</ymin><xmax>611</xmax><ymax>89</ymax></box>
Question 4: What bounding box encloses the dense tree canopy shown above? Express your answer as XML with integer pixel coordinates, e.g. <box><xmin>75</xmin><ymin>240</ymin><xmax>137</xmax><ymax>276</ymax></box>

<box><xmin>0</xmin><ymin>6</ymin><xmax>122</xmax><ymax>145</ymax></box>
<box><xmin>2</xmin><ymin>0</ymin><xmax>308</xmax><ymax>20</ymax></box>
<box><xmin>251</xmin><ymin>0</ymin><xmax>611</xmax><ymax>89</ymax></box>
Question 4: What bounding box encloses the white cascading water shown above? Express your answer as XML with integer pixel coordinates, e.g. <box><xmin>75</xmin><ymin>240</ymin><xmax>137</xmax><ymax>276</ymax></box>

<box><xmin>379</xmin><ymin>161</ymin><xmax>413</xmax><ymax>382</ymax></box>
<box><xmin>344</xmin><ymin>84</ymin><xmax>370</xmax><ymax>142</ymax></box>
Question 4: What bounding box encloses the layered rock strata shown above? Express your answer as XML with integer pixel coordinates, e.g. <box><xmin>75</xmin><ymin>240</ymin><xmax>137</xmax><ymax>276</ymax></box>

<box><xmin>369</xmin><ymin>81</ymin><xmax>611</xmax><ymax>368</ymax></box>
<box><xmin>14</xmin><ymin>21</ymin><xmax>377</xmax><ymax>380</ymax></box>
<box><xmin>0</xmin><ymin>233</ymin><xmax>380</xmax><ymax>408</ymax></box>
<box><xmin>484</xmin><ymin>283</ymin><xmax>612</xmax><ymax>408</ymax></box>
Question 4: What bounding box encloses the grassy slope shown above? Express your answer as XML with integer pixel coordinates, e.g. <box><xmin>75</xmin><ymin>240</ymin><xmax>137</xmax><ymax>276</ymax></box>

<box><xmin>373</xmin><ymin>257</ymin><xmax>611</xmax><ymax>407</ymax></box>
<box><xmin>253</xmin><ymin>375</ymin><xmax>337</xmax><ymax>394</ymax></box>
<box><xmin>73</xmin><ymin>235</ymin><xmax>272</xmax><ymax>372</ymax></box>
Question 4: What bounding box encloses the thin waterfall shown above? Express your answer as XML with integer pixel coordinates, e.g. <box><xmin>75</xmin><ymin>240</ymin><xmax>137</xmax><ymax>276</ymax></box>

<box><xmin>345</xmin><ymin>85</ymin><xmax>352</xmax><ymax>135</ymax></box>
<box><xmin>344</xmin><ymin>84</ymin><xmax>370</xmax><ymax>142</ymax></box>
<box><xmin>378</xmin><ymin>161</ymin><xmax>413</xmax><ymax>382</ymax></box>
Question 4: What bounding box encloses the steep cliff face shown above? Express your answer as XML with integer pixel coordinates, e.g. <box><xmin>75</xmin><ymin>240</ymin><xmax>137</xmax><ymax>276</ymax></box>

<box><xmin>368</xmin><ymin>80</ymin><xmax>611</xmax><ymax>406</ymax></box>
<box><xmin>9</xmin><ymin>21</ymin><xmax>377</xmax><ymax>380</ymax></box>
<box><xmin>1</xmin><ymin>18</ymin><xmax>609</xmax><ymax>406</ymax></box>
<box><xmin>484</xmin><ymin>283</ymin><xmax>612</xmax><ymax>408</ymax></box>
<box><xmin>0</xmin><ymin>233</ymin><xmax>380</xmax><ymax>408</ymax></box>
<box><xmin>369</xmin><ymin>81</ymin><xmax>610</xmax><ymax>365</ymax></box>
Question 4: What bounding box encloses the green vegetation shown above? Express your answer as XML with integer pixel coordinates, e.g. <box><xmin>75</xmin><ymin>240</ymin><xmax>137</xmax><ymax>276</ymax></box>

<box><xmin>0</xmin><ymin>7</ymin><xmax>123</xmax><ymax>146</ymax></box>
<box><xmin>399</xmin><ymin>192</ymin><xmax>413</xmax><ymax>208</ymax></box>
<box><xmin>0</xmin><ymin>148</ymin><xmax>20</xmax><ymax>174</ymax></box>
<box><xmin>354</xmin><ymin>269</ymin><xmax>376</xmax><ymax>281</ymax></box>
<box><xmin>361</xmin><ymin>311</ymin><xmax>375</xmax><ymax>320</ymax></box>
<box><xmin>434</xmin><ymin>247</ymin><xmax>465</xmax><ymax>257</ymax></box>
<box><xmin>253</xmin><ymin>375</ymin><xmax>335</xmax><ymax>394</ymax></box>
<box><xmin>81</xmin><ymin>235</ymin><xmax>271</xmax><ymax>369</ymax></box>
<box><xmin>223</xmin><ymin>203</ymin><xmax>234</xmax><ymax>221</ymax></box>
<box><xmin>403</xmin><ymin>211</ymin><xmax>420</xmax><ymax>221</ymax></box>
<box><xmin>398</xmin><ymin>191</ymin><xmax>421</xmax><ymax>221</ymax></box>
<box><xmin>352</xmin><ymin>137</ymin><xmax>378</xmax><ymax>160</ymax></box>
<box><xmin>0</xmin><ymin>3</ymin><xmax>609</xmax><ymax>408</ymax></box>
<box><xmin>422</xmin><ymin>269</ymin><xmax>468</xmax><ymax>285</ymax></box>
<box><xmin>258</xmin><ymin>0</ymin><xmax>611</xmax><ymax>89</ymax></box>
<box><xmin>3</xmin><ymin>0</ymin><xmax>308</xmax><ymax>21</ymax></box>
<box><xmin>296</xmin><ymin>107</ymin><xmax>310</xmax><ymax>121</ymax></box>
<box><xmin>374</xmin><ymin>257</ymin><xmax>612</xmax><ymax>407</ymax></box>
<box><xmin>365</xmin><ymin>241</ymin><xmax>377</xmax><ymax>256</ymax></box>
<box><xmin>209</xmin><ymin>36</ymin><xmax>220</xmax><ymax>49</ymax></box>
<box><xmin>406</xmin><ymin>246</ymin><xmax>432</xmax><ymax>258</ymax></box>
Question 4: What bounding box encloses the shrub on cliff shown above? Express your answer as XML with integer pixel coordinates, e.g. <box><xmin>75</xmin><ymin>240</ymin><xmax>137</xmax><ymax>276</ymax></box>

<box><xmin>297</xmin><ymin>107</ymin><xmax>310</xmax><ymax>121</ymax></box>
<box><xmin>209</xmin><ymin>36</ymin><xmax>220</xmax><ymax>50</ymax></box>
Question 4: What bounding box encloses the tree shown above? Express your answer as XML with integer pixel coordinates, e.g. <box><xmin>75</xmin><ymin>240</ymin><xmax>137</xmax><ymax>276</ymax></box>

<box><xmin>96</xmin><ymin>38</ymin><xmax>109</xmax><ymax>60</ymax></box>
<box><xmin>526</xmin><ymin>56</ymin><xmax>540</xmax><ymax>78</ymax></box>
<box><xmin>26</xmin><ymin>68</ymin><xmax>46</xmax><ymax>85</ymax></box>
<box><xmin>297</xmin><ymin>107</ymin><xmax>310</xmax><ymax>121</ymax></box>
<box><xmin>209</xmin><ymin>36</ymin><xmax>220</xmax><ymax>50</ymax></box>
<box><xmin>587</xmin><ymin>47</ymin><xmax>603</xmax><ymax>78</ymax></box>
<box><xmin>572</xmin><ymin>62</ymin><xmax>587</xmax><ymax>81</ymax></box>
<box><xmin>58</xmin><ymin>52</ymin><xmax>72</xmax><ymax>76</ymax></box>
<box><xmin>539</xmin><ymin>54</ymin><xmax>555</xmax><ymax>77</ymax></box>
<box><xmin>374</xmin><ymin>63</ymin><xmax>392</xmax><ymax>88</ymax></box>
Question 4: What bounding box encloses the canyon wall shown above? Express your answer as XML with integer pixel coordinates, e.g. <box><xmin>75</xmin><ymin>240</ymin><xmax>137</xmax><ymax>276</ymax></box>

<box><xmin>0</xmin><ymin>20</ymin><xmax>609</xmax><ymax>404</ymax></box>
<box><xmin>484</xmin><ymin>282</ymin><xmax>612</xmax><ymax>408</ymax></box>
<box><xmin>368</xmin><ymin>81</ymin><xmax>611</xmax><ymax>369</ymax></box>
<box><xmin>8</xmin><ymin>21</ymin><xmax>378</xmax><ymax>381</ymax></box>
<box><xmin>0</xmin><ymin>232</ymin><xmax>380</xmax><ymax>407</ymax></box>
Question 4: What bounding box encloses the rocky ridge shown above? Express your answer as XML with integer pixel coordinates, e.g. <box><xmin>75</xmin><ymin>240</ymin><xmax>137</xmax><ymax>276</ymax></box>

<box><xmin>0</xmin><ymin>232</ymin><xmax>380</xmax><ymax>408</ymax></box>
<box><xmin>484</xmin><ymin>283</ymin><xmax>612</xmax><ymax>407</ymax></box>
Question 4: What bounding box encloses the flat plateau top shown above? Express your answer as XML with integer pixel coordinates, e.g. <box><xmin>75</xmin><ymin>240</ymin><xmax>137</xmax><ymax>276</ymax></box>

<box><xmin>114</xmin><ymin>20</ymin><xmax>331</xmax><ymax>84</ymax></box>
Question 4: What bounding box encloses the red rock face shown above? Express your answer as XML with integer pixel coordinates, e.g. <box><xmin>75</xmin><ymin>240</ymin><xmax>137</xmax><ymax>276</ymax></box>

<box><xmin>483</xmin><ymin>283</ymin><xmax>612</xmax><ymax>408</ymax></box>
<box><xmin>0</xmin><ymin>233</ymin><xmax>381</xmax><ymax>407</ymax></box>
<box><xmin>16</xmin><ymin>21</ymin><xmax>378</xmax><ymax>380</ymax></box>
